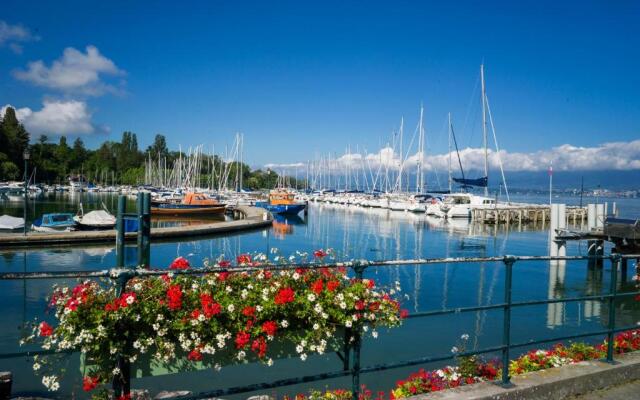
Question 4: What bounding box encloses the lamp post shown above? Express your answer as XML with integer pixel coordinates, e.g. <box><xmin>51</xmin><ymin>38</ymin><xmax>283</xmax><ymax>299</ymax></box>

<box><xmin>23</xmin><ymin>150</ymin><xmax>30</xmax><ymax>236</ymax></box>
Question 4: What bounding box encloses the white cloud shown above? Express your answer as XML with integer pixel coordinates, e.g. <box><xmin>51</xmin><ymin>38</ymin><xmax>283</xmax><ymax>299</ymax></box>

<box><xmin>13</xmin><ymin>45</ymin><xmax>125</xmax><ymax>95</ymax></box>
<box><xmin>1</xmin><ymin>101</ymin><xmax>107</xmax><ymax>135</ymax></box>
<box><xmin>0</xmin><ymin>20</ymin><xmax>38</xmax><ymax>53</ymax></box>
<box><xmin>269</xmin><ymin>140</ymin><xmax>640</xmax><ymax>172</ymax></box>
<box><xmin>264</xmin><ymin>162</ymin><xmax>306</xmax><ymax>169</ymax></box>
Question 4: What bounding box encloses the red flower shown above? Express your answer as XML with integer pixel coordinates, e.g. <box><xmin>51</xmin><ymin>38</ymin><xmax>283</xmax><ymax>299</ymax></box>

<box><xmin>82</xmin><ymin>375</ymin><xmax>100</xmax><ymax>391</ymax></box>
<box><xmin>251</xmin><ymin>336</ymin><xmax>268</xmax><ymax>358</ymax></box>
<box><xmin>355</xmin><ymin>300</ymin><xmax>365</xmax><ymax>311</ymax></box>
<box><xmin>311</xmin><ymin>279</ymin><xmax>324</xmax><ymax>295</ymax></box>
<box><xmin>264</xmin><ymin>271</ymin><xmax>272</xmax><ymax>279</ymax></box>
<box><xmin>191</xmin><ymin>309</ymin><xmax>201</xmax><ymax>320</ymax></box>
<box><xmin>105</xmin><ymin>302</ymin><xmax>119</xmax><ymax>312</ymax></box>
<box><xmin>166</xmin><ymin>284</ymin><xmax>183</xmax><ymax>310</ymax></box>
<box><xmin>400</xmin><ymin>309</ymin><xmax>409</xmax><ymax>319</ymax></box>
<box><xmin>275</xmin><ymin>287</ymin><xmax>295</xmax><ymax>305</ymax></box>
<box><xmin>200</xmin><ymin>294</ymin><xmax>221</xmax><ymax>318</ymax></box>
<box><xmin>161</xmin><ymin>274</ymin><xmax>171</xmax><ymax>284</ymax></box>
<box><xmin>237</xmin><ymin>254</ymin><xmax>252</xmax><ymax>265</ymax></box>
<box><xmin>187</xmin><ymin>349</ymin><xmax>203</xmax><ymax>361</ymax></box>
<box><xmin>235</xmin><ymin>331</ymin><xmax>251</xmax><ymax>349</ymax></box>
<box><xmin>327</xmin><ymin>280</ymin><xmax>340</xmax><ymax>292</ymax></box>
<box><xmin>169</xmin><ymin>256</ymin><xmax>190</xmax><ymax>270</ymax></box>
<box><xmin>217</xmin><ymin>271</ymin><xmax>230</xmax><ymax>281</ymax></box>
<box><xmin>118</xmin><ymin>292</ymin><xmax>136</xmax><ymax>308</ymax></box>
<box><xmin>262</xmin><ymin>321</ymin><xmax>278</xmax><ymax>336</ymax></box>
<box><xmin>242</xmin><ymin>306</ymin><xmax>256</xmax><ymax>317</ymax></box>
<box><xmin>366</xmin><ymin>279</ymin><xmax>375</xmax><ymax>289</ymax></box>
<box><xmin>313</xmin><ymin>249</ymin><xmax>328</xmax><ymax>258</ymax></box>
<box><xmin>39</xmin><ymin>321</ymin><xmax>54</xmax><ymax>337</ymax></box>
<box><xmin>218</xmin><ymin>260</ymin><xmax>231</xmax><ymax>267</ymax></box>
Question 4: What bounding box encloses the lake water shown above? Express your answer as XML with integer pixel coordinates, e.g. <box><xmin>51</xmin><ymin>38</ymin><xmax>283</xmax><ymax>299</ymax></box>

<box><xmin>0</xmin><ymin>192</ymin><xmax>639</xmax><ymax>398</ymax></box>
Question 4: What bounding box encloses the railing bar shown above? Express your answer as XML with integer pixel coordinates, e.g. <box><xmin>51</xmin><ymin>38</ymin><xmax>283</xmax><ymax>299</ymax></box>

<box><xmin>405</xmin><ymin>304</ymin><xmax>507</xmax><ymax>318</ymax></box>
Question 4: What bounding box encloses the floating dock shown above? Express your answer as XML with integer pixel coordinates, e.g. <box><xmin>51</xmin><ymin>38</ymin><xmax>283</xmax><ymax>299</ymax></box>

<box><xmin>471</xmin><ymin>204</ymin><xmax>587</xmax><ymax>225</ymax></box>
<box><xmin>0</xmin><ymin>206</ymin><xmax>271</xmax><ymax>248</ymax></box>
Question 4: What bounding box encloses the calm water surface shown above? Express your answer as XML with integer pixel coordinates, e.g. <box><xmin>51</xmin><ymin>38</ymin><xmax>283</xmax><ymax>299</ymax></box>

<box><xmin>0</xmin><ymin>193</ymin><xmax>639</xmax><ymax>398</ymax></box>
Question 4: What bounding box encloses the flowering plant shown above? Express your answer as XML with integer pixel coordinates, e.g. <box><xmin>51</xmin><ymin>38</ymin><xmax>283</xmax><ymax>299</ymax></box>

<box><xmin>23</xmin><ymin>251</ymin><xmax>406</xmax><ymax>397</ymax></box>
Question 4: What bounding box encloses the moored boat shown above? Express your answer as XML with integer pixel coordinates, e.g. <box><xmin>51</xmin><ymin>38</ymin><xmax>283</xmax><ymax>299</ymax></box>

<box><xmin>74</xmin><ymin>209</ymin><xmax>117</xmax><ymax>230</ymax></box>
<box><xmin>0</xmin><ymin>215</ymin><xmax>25</xmax><ymax>231</ymax></box>
<box><xmin>255</xmin><ymin>189</ymin><xmax>307</xmax><ymax>215</ymax></box>
<box><xmin>151</xmin><ymin>192</ymin><xmax>226</xmax><ymax>216</ymax></box>
<box><xmin>32</xmin><ymin>213</ymin><xmax>77</xmax><ymax>232</ymax></box>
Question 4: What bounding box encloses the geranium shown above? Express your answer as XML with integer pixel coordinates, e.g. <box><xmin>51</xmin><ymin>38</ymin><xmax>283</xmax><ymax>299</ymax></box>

<box><xmin>166</xmin><ymin>284</ymin><xmax>183</xmax><ymax>310</ymax></box>
<box><xmin>39</xmin><ymin>322</ymin><xmax>53</xmax><ymax>337</ymax></box>
<box><xmin>242</xmin><ymin>306</ymin><xmax>256</xmax><ymax>317</ymax></box>
<box><xmin>262</xmin><ymin>321</ymin><xmax>278</xmax><ymax>336</ymax></box>
<box><xmin>313</xmin><ymin>249</ymin><xmax>328</xmax><ymax>258</ymax></box>
<box><xmin>187</xmin><ymin>349</ymin><xmax>202</xmax><ymax>361</ymax></box>
<box><xmin>327</xmin><ymin>280</ymin><xmax>340</xmax><ymax>292</ymax></box>
<box><xmin>310</xmin><ymin>279</ymin><xmax>323</xmax><ymax>295</ymax></box>
<box><xmin>82</xmin><ymin>375</ymin><xmax>100</xmax><ymax>392</ymax></box>
<box><xmin>169</xmin><ymin>257</ymin><xmax>190</xmax><ymax>270</ymax></box>
<box><xmin>236</xmin><ymin>254</ymin><xmax>252</xmax><ymax>265</ymax></box>
<box><xmin>235</xmin><ymin>331</ymin><xmax>251</xmax><ymax>349</ymax></box>
<box><xmin>275</xmin><ymin>287</ymin><xmax>296</xmax><ymax>305</ymax></box>
<box><xmin>218</xmin><ymin>260</ymin><xmax>231</xmax><ymax>267</ymax></box>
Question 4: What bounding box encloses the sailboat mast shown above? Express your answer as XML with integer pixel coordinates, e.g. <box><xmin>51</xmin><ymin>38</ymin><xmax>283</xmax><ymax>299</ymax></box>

<box><xmin>481</xmin><ymin>64</ymin><xmax>488</xmax><ymax>196</ymax></box>
<box><xmin>416</xmin><ymin>104</ymin><xmax>424</xmax><ymax>193</ymax></box>
<box><xmin>448</xmin><ymin>112</ymin><xmax>452</xmax><ymax>193</ymax></box>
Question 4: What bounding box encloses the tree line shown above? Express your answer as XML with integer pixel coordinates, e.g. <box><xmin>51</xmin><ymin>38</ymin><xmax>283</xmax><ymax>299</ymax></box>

<box><xmin>0</xmin><ymin>106</ymin><xmax>301</xmax><ymax>190</ymax></box>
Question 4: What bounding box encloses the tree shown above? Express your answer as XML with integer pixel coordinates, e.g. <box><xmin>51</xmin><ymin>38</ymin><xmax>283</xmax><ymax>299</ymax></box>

<box><xmin>146</xmin><ymin>134</ymin><xmax>169</xmax><ymax>160</ymax></box>
<box><xmin>0</xmin><ymin>107</ymin><xmax>30</xmax><ymax>169</ymax></box>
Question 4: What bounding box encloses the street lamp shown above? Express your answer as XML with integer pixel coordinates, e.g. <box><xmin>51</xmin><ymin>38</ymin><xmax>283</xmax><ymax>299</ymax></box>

<box><xmin>23</xmin><ymin>150</ymin><xmax>30</xmax><ymax>236</ymax></box>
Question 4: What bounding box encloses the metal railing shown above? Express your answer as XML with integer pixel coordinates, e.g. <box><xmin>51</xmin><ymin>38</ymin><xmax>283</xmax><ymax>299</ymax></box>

<box><xmin>0</xmin><ymin>195</ymin><xmax>639</xmax><ymax>399</ymax></box>
<box><xmin>1</xmin><ymin>253</ymin><xmax>639</xmax><ymax>399</ymax></box>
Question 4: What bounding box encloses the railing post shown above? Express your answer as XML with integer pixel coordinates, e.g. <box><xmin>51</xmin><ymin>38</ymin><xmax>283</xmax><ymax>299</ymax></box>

<box><xmin>501</xmin><ymin>255</ymin><xmax>516</xmax><ymax>387</ymax></box>
<box><xmin>606</xmin><ymin>254</ymin><xmax>620</xmax><ymax>363</ymax></box>
<box><xmin>113</xmin><ymin>268</ymin><xmax>132</xmax><ymax>397</ymax></box>
<box><xmin>351</xmin><ymin>263</ymin><xmax>366</xmax><ymax>400</ymax></box>
<box><xmin>136</xmin><ymin>194</ymin><xmax>144</xmax><ymax>268</ymax></box>
<box><xmin>116</xmin><ymin>195</ymin><xmax>126</xmax><ymax>268</ymax></box>
<box><xmin>143</xmin><ymin>192</ymin><xmax>151</xmax><ymax>267</ymax></box>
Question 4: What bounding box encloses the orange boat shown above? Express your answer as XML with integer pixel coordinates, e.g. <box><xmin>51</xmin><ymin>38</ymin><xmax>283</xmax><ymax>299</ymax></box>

<box><xmin>151</xmin><ymin>192</ymin><xmax>226</xmax><ymax>216</ymax></box>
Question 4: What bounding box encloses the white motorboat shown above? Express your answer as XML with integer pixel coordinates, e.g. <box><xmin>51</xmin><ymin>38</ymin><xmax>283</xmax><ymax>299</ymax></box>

<box><xmin>439</xmin><ymin>193</ymin><xmax>496</xmax><ymax>219</ymax></box>
<box><xmin>74</xmin><ymin>209</ymin><xmax>116</xmax><ymax>230</ymax></box>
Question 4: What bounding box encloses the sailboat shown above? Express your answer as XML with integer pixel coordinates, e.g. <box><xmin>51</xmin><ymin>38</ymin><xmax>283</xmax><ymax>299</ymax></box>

<box><xmin>438</xmin><ymin>64</ymin><xmax>508</xmax><ymax>219</ymax></box>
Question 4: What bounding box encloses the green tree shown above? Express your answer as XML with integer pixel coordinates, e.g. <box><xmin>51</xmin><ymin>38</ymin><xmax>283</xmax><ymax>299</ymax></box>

<box><xmin>0</xmin><ymin>107</ymin><xmax>30</xmax><ymax>170</ymax></box>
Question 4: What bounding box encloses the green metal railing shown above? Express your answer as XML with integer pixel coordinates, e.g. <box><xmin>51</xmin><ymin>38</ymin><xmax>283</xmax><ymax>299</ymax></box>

<box><xmin>0</xmin><ymin>194</ymin><xmax>638</xmax><ymax>399</ymax></box>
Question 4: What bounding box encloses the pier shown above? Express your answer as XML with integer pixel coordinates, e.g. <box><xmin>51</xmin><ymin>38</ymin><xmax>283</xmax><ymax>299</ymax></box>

<box><xmin>471</xmin><ymin>204</ymin><xmax>588</xmax><ymax>225</ymax></box>
<box><xmin>0</xmin><ymin>205</ymin><xmax>271</xmax><ymax>248</ymax></box>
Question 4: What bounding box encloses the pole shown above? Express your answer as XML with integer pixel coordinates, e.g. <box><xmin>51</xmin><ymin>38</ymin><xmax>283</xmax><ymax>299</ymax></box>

<box><xmin>448</xmin><ymin>113</ymin><xmax>452</xmax><ymax>193</ymax></box>
<box><xmin>116</xmin><ymin>196</ymin><xmax>126</xmax><ymax>268</ymax></box>
<box><xmin>23</xmin><ymin>158</ymin><xmax>28</xmax><ymax>236</ymax></box>
<box><xmin>549</xmin><ymin>163</ymin><xmax>553</xmax><ymax>205</ymax></box>
<box><xmin>481</xmin><ymin>64</ymin><xmax>488</xmax><ymax>197</ymax></box>
<box><xmin>501</xmin><ymin>256</ymin><xmax>515</xmax><ymax>386</ymax></box>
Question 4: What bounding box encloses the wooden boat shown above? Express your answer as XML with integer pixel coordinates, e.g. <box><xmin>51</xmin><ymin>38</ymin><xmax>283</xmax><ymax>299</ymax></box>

<box><xmin>151</xmin><ymin>192</ymin><xmax>226</xmax><ymax>216</ymax></box>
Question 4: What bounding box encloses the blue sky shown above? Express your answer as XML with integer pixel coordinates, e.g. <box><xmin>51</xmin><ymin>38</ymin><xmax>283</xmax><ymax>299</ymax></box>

<box><xmin>1</xmin><ymin>0</ymin><xmax>639</xmax><ymax>169</ymax></box>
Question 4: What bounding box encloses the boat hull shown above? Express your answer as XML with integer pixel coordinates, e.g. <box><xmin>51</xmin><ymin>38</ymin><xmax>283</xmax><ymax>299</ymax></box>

<box><xmin>151</xmin><ymin>206</ymin><xmax>226</xmax><ymax>216</ymax></box>
<box><xmin>255</xmin><ymin>202</ymin><xmax>306</xmax><ymax>215</ymax></box>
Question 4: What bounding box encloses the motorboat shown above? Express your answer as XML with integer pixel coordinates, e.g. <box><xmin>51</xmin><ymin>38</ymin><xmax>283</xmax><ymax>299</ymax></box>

<box><xmin>32</xmin><ymin>213</ymin><xmax>77</xmax><ymax>232</ymax></box>
<box><xmin>255</xmin><ymin>189</ymin><xmax>307</xmax><ymax>215</ymax></box>
<box><xmin>439</xmin><ymin>193</ymin><xmax>496</xmax><ymax>219</ymax></box>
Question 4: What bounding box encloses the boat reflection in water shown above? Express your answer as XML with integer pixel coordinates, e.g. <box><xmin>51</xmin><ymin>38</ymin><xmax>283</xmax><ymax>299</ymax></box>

<box><xmin>272</xmin><ymin>214</ymin><xmax>306</xmax><ymax>240</ymax></box>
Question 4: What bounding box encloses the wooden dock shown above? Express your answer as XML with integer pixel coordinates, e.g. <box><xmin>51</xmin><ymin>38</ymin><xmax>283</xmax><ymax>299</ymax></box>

<box><xmin>0</xmin><ymin>206</ymin><xmax>271</xmax><ymax>248</ymax></box>
<box><xmin>471</xmin><ymin>204</ymin><xmax>587</xmax><ymax>225</ymax></box>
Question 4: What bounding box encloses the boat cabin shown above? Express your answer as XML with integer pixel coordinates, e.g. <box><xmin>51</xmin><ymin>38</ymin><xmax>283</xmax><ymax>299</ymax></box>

<box><xmin>269</xmin><ymin>190</ymin><xmax>297</xmax><ymax>206</ymax></box>
<box><xmin>181</xmin><ymin>193</ymin><xmax>219</xmax><ymax>206</ymax></box>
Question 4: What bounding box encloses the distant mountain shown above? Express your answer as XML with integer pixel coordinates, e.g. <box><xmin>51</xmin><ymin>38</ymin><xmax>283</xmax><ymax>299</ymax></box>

<box><xmin>423</xmin><ymin>169</ymin><xmax>640</xmax><ymax>191</ymax></box>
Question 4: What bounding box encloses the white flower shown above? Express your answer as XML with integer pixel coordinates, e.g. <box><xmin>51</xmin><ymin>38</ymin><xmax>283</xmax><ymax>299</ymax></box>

<box><xmin>113</xmin><ymin>367</ymin><xmax>121</xmax><ymax>375</ymax></box>
<box><xmin>451</xmin><ymin>346</ymin><xmax>459</xmax><ymax>354</ymax></box>
<box><xmin>33</xmin><ymin>362</ymin><xmax>41</xmax><ymax>371</ymax></box>
<box><xmin>300</xmin><ymin>353</ymin><xmax>307</xmax><ymax>361</ymax></box>
<box><xmin>227</xmin><ymin>304</ymin><xmax>235</xmax><ymax>313</ymax></box>
<box><xmin>293</xmin><ymin>272</ymin><xmax>300</xmax><ymax>280</ymax></box>
<box><xmin>322</xmin><ymin>312</ymin><xmax>328</xmax><ymax>319</ymax></box>
<box><xmin>267</xmin><ymin>358</ymin><xmax>274</xmax><ymax>366</ymax></box>
<box><xmin>461</xmin><ymin>334</ymin><xmax>470</xmax><ymax>341</ymax></box>
<box><xmin>345</xmin><ymin>320</ymin><xmax>353</xmax><ymax>328</ymax></box>
<box><xmin>256</xmin><ymin>305</ymin><xmax>263</xmax><ymax>312</ymax></box>
<box><xmin>372</xmin><ymin>331</ymin><xmax>379</xmax><ymax>339</ymax></box>
<box><xmin>296</xmin><ymin>345</ymin><xmax>304</xmax><ymax>353</ymax></box>
<box><xmin>313</xmin><ymin>323</ymin><xmax>320</xmax><ymax>330</ymax></box>
<box><xmin>237</xmin><ymin>350</ymin><xmax>246</xmax><ymax>360</ymax></box>
<box><xmin>339</xmin><ymin>302</ymin><xmax>347</xmax><ymax>309</ymax></box>
<box><xmin>226</xmin><ymin>286</ymin><xmax>233</xmax><ymax>293</ymax></box>
<box><xmin>133</xmin><ymin>283</ymin><xmax>142</xmax><ymax>291</ymax></box>
<box><xmin>307</xmin><ymin>294</ymin><xmax>316</xmax><ymax>302</ymax></box>
<box><xmin>281</xmin><ymin>320</ymin><xmax>289</xmax><ymax>328</ymax></box>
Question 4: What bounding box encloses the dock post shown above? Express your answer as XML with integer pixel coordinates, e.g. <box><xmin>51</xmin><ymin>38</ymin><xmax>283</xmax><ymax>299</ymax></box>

<box><xmin>116</xmin><ymin>195</ymin><xmax>126</xmax><ymax>268</ymax></box>
<box><xmin>606</xmin><ymin>255</ymin><xmax>620</xmax><ymax>363</ymax></box>
<box><xmin>136</xmin><ymin>194</ymin><xmax>144</xmax><ymax>268</ymax></box>
<box><xmin>0</xmin><ymin>371</ymin><xmax>11</xmax><ymax>400</ymax></box>
<box><xmin>501</xmin><ymin>256</ymin><xmax>515</xmax><ymax>387</ymax></box>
